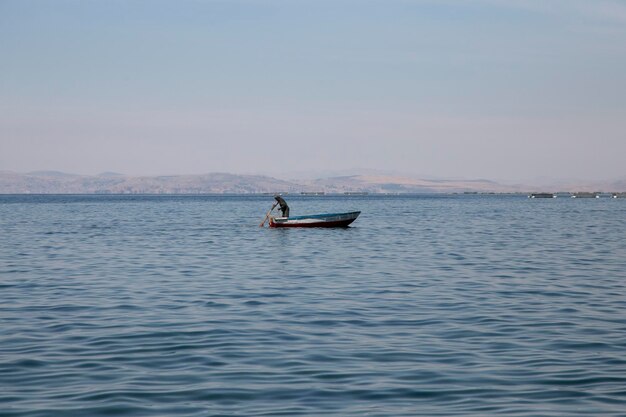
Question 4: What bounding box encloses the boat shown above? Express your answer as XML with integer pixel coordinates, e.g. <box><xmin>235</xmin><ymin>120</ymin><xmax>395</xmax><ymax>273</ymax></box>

<box><xmin>269</xmin><ymin>211</ymin><xmax>361</xmax><ymax>228</ymax></box>
<box><xmin>571</xmin><ymin>192</ymin><xmax>599</xmax><ymax>198</ymax></box>
<box><xmin>529</xmin><ymin>193</ymin><xmax>555</xmax><ymax>199</ymax></box>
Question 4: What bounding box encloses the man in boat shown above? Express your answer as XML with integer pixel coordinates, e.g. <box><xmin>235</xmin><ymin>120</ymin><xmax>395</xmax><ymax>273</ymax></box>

<box><xmin>274</xmin><ymin>195</ymin><xmax>290</xmax><ymax>218</ymax></box>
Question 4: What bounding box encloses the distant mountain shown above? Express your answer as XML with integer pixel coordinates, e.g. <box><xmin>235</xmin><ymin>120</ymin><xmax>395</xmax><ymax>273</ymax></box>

<box><xmin>302</xmin><ymin>175</ymin><xmax>522</xmax><ymax>194</ymax></box>
<box><xmin>0</xmin><ymin>171</ymin><xmax>624</xmax><ymax>194</ymax></box>
<box><xmin>0</xmin><ymin>172</ymin><xmax>299</xmax><ymax>194</ymax></box>
<box><xmin>529</xmin><ymin>178</ymin><xmax>626</xmax><ymax>193</ymax></box>
<box><xmin>26</xmin><ymin>170</ymin><xmax>80</xmax><ymax>178</ymax></box>
<box><xmin>96</xmin><ymin>171</ymin><xmax>125</xmax><ymax>177</ymax></box>
<box><xmin>271</xmin><ymin>168</ymin><xmax>412</xmax><ymax>181</ymax></box>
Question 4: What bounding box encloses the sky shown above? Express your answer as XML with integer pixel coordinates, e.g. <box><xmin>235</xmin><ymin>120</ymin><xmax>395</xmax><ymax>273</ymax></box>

<box><xmin>1</xmin><ymin>0</ymin><xmax>625</xmax><ymax>181</ymax></box>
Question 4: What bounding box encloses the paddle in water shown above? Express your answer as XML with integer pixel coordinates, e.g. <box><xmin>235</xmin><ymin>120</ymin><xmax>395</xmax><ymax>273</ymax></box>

<box><xmin>259</xmin><ymin>203</ymin><xmax>278</xmax><ymax>227</ymax></box>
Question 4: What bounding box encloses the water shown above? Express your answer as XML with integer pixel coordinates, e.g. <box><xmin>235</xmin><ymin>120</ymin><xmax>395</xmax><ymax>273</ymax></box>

<box><xmin>1</xmin><ymin>194</ymin><xmax>625</xmax><ymax>416</ymax></box>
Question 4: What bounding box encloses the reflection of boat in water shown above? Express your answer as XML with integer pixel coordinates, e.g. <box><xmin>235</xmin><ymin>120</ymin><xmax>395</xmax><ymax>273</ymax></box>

<box><xmin>269</xmin><ymin>211</ymin><xmax>361</xmax><ymax>228</ymax></box>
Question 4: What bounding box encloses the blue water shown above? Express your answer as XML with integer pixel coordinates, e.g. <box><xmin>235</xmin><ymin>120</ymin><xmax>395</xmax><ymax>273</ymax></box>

<box><xmin>1</xmin><ymin>194</ymin><xmax>625</xmax><ymax>416</ymax></box>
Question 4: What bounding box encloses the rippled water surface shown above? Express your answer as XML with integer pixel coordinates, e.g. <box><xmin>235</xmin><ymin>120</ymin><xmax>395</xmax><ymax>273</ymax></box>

<box><xmin>1</xmin><ymin>194</ymin><xmax>625</xmax><ymax>416</ymax></box>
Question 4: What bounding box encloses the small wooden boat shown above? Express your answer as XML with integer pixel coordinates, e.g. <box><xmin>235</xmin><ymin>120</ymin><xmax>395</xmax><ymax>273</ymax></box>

<box><xmin>269</xmin><ymin>211</ymin><xmax>361</xmax><ymax>228</ymax></box>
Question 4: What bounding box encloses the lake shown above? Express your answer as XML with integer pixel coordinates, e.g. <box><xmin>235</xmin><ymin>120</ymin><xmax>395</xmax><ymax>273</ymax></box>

<box><xmin>1</xmin><ymin>194</ymin><xmax>625</xmax><ymax>416</ymax></box>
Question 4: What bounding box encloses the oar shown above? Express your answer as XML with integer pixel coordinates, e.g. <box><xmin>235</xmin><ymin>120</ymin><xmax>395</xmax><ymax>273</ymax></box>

<box><xmin>259</xmin><ymin>203</ymin><xmax>278</xmax><ymax>227</ymax></box>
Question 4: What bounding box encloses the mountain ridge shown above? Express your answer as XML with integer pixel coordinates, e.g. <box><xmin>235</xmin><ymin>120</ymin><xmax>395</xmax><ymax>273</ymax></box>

<box><xmin>0</xmin><ymin>171</ymin><xmax>624</xmax><ymax>194</ymax></box>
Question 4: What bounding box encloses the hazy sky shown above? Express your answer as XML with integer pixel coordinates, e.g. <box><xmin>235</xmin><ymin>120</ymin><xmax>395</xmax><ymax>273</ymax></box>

<box><xmin>1</xmin><ymin>0</ymin><xmax>625</xmax><ymax>181</ymax></box>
